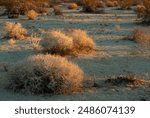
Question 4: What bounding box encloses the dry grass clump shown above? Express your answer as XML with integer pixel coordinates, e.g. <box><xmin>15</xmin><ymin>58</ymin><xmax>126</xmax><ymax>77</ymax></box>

<box><xmin>53</xmin><ymin>6</ymin><xmax>63</xmax><ymax>15</ymax></box>
<box><xmin>132</xmin><ymin>0</ymin><xmax>143</xmax><ymax>5</ymax></box>
<box><xmin>68</xmin><ymin>3</ymin><xmax>78</xmax><ymax>9</ymax></box>
<box><xmin>26</xmin><ymin>10</ymin><xmax>38</xmax><ymax>20</ymax></box>
<box><xmin>118</xmin><ymin>0</ymin><xmax>133</xmax><ymax>10</ymax></box>
<box><xmin>40</xmin><ymin>29</ymin><xmax>96</xmax><ymax>56</ymax></box>
<box><xmin>81</xmin><ymin>0</ymin><xmax>101</xmax><ymax>13</ymax></box>
<box><xmin>8</xmin><ymin>54</ymin><xmax>84</xmax><ymax>94</ymax></box>
<box><xmin>143</xmin><ymin>0</ymin><xmax>150</xmax><ymax>22</ymax></box>
<box><xmin>40</xmin><ymin>30</ymin><xmax>73</xmax><ymax>55</ymax></box>
<box><xmin>128</xmin><ymin>28</ymin><xmax>150</xmax><ymax>44</ymax></box>
<box><xmin>30</xmin><ymin>36</ymin><xmax>41</xmax><ymax>50</ymax></box>
<box><xmin>1</xmin><ymin>0</ymin><xmax>49</xmax><ymax>18</ymax></box>
<box><xmin>105</xmin><ymin>75</ymin><xmax>150</xmax><ymax>87</ymax></box>
<box><xmin>135</xmin><ymin>4</ymin><xmax>146</xmax><ymax>18</ymax></box>
<box><xmin>105</xmin><ymin>0</ymin><xmax>118</xmax><ymax>7</ymax></box>
<box><xmin>134</xmin><ymin>0</ymin><xmax>150</xmax><ymax>22</ymax></box>
<box><xmin>4</xmin><ymin>22</ymin><xmax>27</xmax><ymax>40</ymax></box>
<box><xmin>69</xmin><ymin>29</ymin><xmax>96</xmax><ymax>55</ymax></box>
<box><xmin>8</xmin><ymin>38</ymin><xmax>16</xmax><ymax>46</ymax></box>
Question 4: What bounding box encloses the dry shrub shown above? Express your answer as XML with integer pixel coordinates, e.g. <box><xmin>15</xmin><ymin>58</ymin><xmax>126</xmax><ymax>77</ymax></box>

<box><xmin>26</xmin><ymin>10</ymin><xmax>38</xmax><ymax>20</ymax></box>
<box><xmin>30</xmin><ymin>37</ymin><xmax>41</xmax><ymax>50</ymax></box>
<box><xmin>131</xmin><ymin>28</ymin><xmax>150</xmax><ymax>44</ymax></box>
<box><xmin>4</xmin><ymin>22</ymin><xmax>27</xmax><ymax>40</ymax></box>
<box><xmin>135</xmin><ymin>4</ymin><xmax>146</xmax><ymax>18</ymax></box>
<box><xmin>41</xmin><ymin>30</ymin><xmax>73</xmax><ymax>55</ymax></box>
<box><xmin>8</xmin><ymin>38</ymin><xmax>16</xmax><ymax>46</ymax></box>
<box><xmin>81</xmin><ymin>0</ymin><xmax>100</xmax><ymax>13</ymax></box>
<box><xmin>49</xmin><ymin>0</ymin><xmax>61</xmax><ymax>7</ymax></box>
<box><xmin>53</xmin><ymin>6</ymin><xmax>63</xmax><ymax>15</ymax></box>
<box><xmin>105</xmin><ymin>75</ymin><xmax>150</xmax><ymax>87</ymax></box>
<box><xmin>69</xmin><ymin>29</ymin><xmax>96</xmax><ymax>54</ymax></box>
<box><xmin>68</xmin><ymin>3</ymin><xmax>78</xmax><ymax>9</ymax></box>
<box><xmin>98</xmin><ymin>1</ymin><xmax>105</xmax><ymax>8</ymax></box>
<box><xmin>40</xmin><ymin>29</ymin><xmax>96</xmax><ymax>56</ymax></box>
<box><xmin>132</xmin><ymin>0</ymin><xmax>142</xmax><ymax>5</ymax></box>
<box><xmin>124</xmin><ymin>28</ymin><xmax>150</xmax><ymax>45</ymax></box>
<box><xmin>134</xmin><ymin>0</ymin><xmax>150</xmax><ymax>22</ymax></box>
<box><xmin>76</xmin><ymin>0</ymin><xmax>84</xmax><ymax>6</ymax></box>
<box><xmin>118</xmin><ymin>0</ymin><xmax>133</xmax><ymax>10</ymax></box>
<box><xmin>8</xmin><ymin>54</ymin><xmax>84</xmax><ymax>94</ymax></box>
<box><xmin>2</xmin><ymin>0</ymin><xmax>49</xmax><ymax>18</ymax></box>
<box><xmin>40</xmin><ymin>8</ymin><xmax>49</xmax><ymax>15</ymax></box>
<box><xmin>106</xmin><ymin>0</ymin><xmax>118</xmax><ymax>7</ymax></box>
<box><xmin>143</xmin><ymin>0</ymin><xmax>150</xmax><ymax>22</ymax></box>
<box><xmin>113</xmin><ymin>0</ymin><xmax>119</xmax><ymax>6</ymax></box>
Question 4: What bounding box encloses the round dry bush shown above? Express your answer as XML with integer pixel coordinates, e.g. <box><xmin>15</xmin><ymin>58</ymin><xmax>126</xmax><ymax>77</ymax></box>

<box><xmin>8</xmin><ymin>54</ymin><xmax>84</xmax><ymax>94</ymax></box>
<box><xmin>40</xmin><ymin>29</ymin><xmax>96</xmax><ymax>56</ymax></box>
<box><xmin>4</xmin><ymin>22</ymin><xmax>27</xmax><ymax>40</ymax></box>
<box><xmin>69</xmin><ymin>29</ymin><xmax>96</xmax><ymax>54</ymax></box>
<box><xmin>40</xmin><ymin>31</ymin><xmax>73</xmax><ymax>55</ymax></box>
<box><xmin>26</xmin><ymin>10</ymin><xmax>38</xmax><ymax>20</ymax></box>
<box><xmin>130</xmin><ymin>28</ymin><xmax>150</xmax><ymax>44</ymax></box>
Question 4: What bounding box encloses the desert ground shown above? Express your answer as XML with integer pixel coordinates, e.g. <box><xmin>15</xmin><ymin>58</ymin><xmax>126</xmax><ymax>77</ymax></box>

<box><xmin>0</xmin><ymin>3</ymin><xmax>150</xmax><ymax>100</ymax></box>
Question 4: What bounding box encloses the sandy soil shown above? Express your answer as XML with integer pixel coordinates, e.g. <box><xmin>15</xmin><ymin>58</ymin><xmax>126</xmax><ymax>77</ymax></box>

<box><xmin>0</xmin><ymin>5</ymin><xmax>150</xmax><ymax>100</ymax></box>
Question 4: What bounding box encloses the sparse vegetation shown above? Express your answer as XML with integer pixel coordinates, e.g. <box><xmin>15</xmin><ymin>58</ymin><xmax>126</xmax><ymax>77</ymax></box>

<box><xmin>118</xmin><ymin>0</ymin><xmax>133</xmax><ymax>10</ymax></box>
<box><xmin>124</xmin><ymin>28</ymin><xmax>150</xmax><ymax>45</ymax></box>
<box><xmin>26</xmin><ymin>10</ymin><xmax>38</xmax><ymax>20</ymax></box>
<box><xmin>69</xmin><ymin>29</ymin><xmax>96</xmax><ymax>55</ymax></box>
<box><xmin>105</xmin><ymin>75</ymin><xmax>150</xmax><ymax>87</ymax></box>
<box><xmin>40</xmin><ymin>30</ymin><xmax>73</xmax><ymax>55</ymax></box>
<box><xmin>81</xmin><ymin>0</ymin><xmax>101</xmax><ymax>13</ymax></box>
<box><xmin>135</xmin><ymin>4</ymin><xmax>146</xmax><ymax>18</ymax></box>
<box><xmin>143</xmin><ymin>0</ymin><xmax>150</xmax><ymax>22</ymax></box>
<box><xmin>53</xmin><ymin>6</ymin><xmax>63</xmax><ymax>15</ymax></box>
<box><xmin>0</xmin><ymin>0</ymin><xmax>150</xmax><ymax>101</ymax></box>
<box><xmin>8</xmin><ymin>54</ymin><xmax>84</xmax><ymax>94</ymax></box>
<box><xmin>68</xmin><ymin>3</ymin><xmax>78</xmax><ymax>9</ymax></box>
<box><xmin>8</xmin><ymin>38</ymin><xmax>16</xmax><ymax>46</ymax></box>
<box><xmin>105</xmin><ymin>0</ymin><xmax>118</xmax><ymax>7</ymax></box>
<box><xmin>40</xmin><ymin>29</ymin><xmax>96</xmax><ymax>56</ymax></box>
<box><xmin>134</xmin><ymin>0</ymin><xmax>150</xmax><ymax>22</ymax></box>
<box><xmin>0</xmin><ymin>0</ymin><xmax>49</xmax><ymax>18</ymax></box>
<box><xmin>4</xmin><ymin>22</ymin><xmax>27</xmax><ymax>40</ymax></box>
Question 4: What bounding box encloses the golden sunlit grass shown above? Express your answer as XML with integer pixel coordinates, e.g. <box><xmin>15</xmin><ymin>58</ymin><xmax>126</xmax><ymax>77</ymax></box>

<box><xmin>40</xmin><ymin>29</ymin><xmax>96</xmax><ymax>56</ymax></box>
<box><xmin>26</xmin><ymin>10</ymin><xmax>38</xmax><ymax>20</ymax></box>
<box><xmin>8</xmin><ymin>54</ymin><xmax>84</xmax><ymax>94</ymax></box>
<box><xmin>4</xmin><ymin>22</ymin><xmax>27</xmax><ymax>40</ymax></box>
